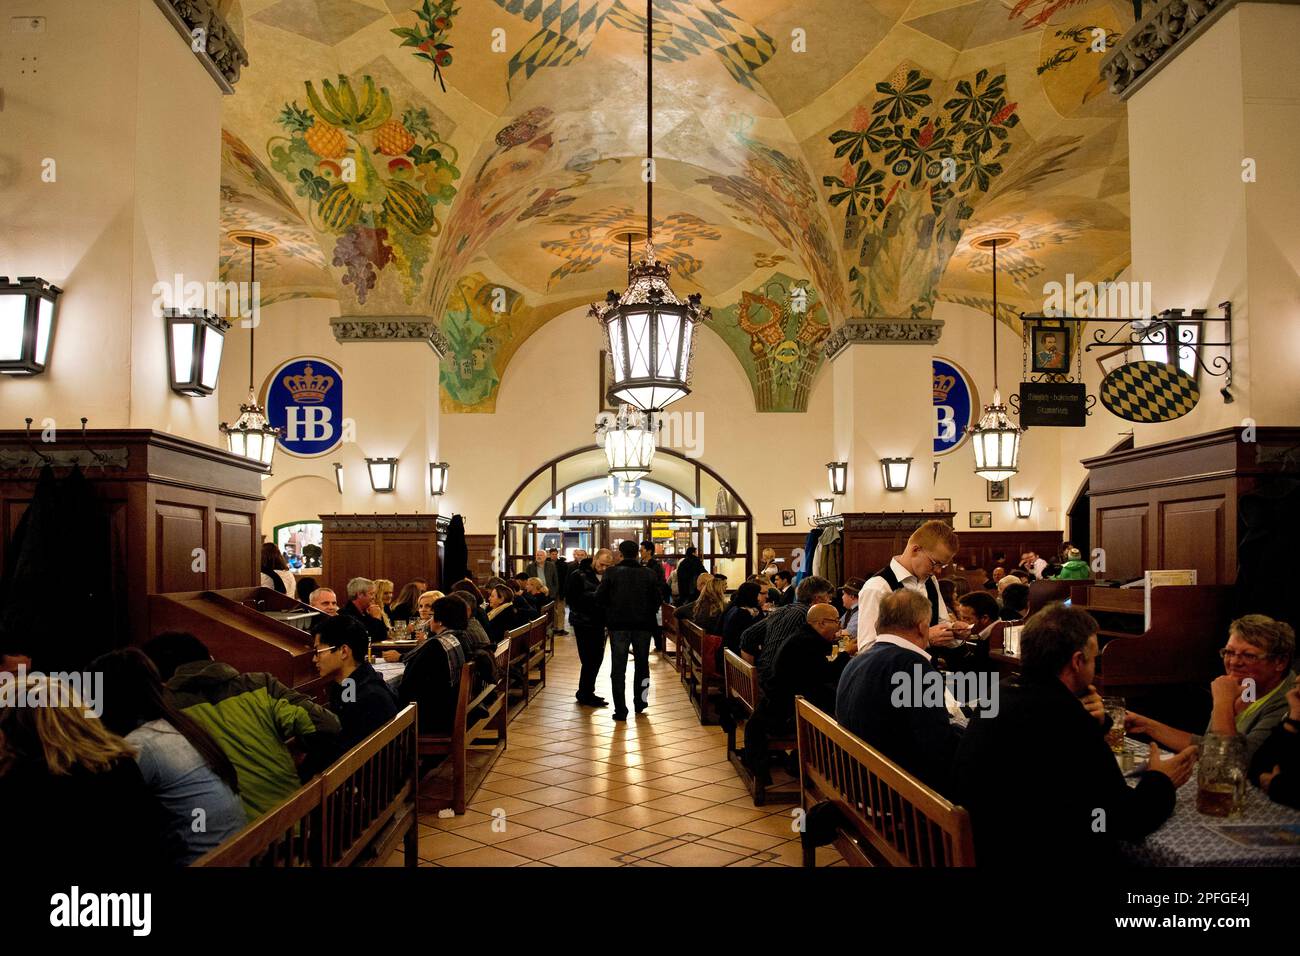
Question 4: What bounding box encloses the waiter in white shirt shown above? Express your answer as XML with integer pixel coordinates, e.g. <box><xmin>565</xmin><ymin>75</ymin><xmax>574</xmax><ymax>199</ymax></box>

<box><xmin>857</xmin><ymin>520</ymin><xmax>970</xmax><ymax>650</ymax></box>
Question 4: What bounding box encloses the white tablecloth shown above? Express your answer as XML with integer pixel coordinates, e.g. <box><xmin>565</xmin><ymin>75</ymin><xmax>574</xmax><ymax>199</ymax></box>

<box><xmin>374</xmin><ymin>661</ymin><xmax>405</xmax><ymax>694</ymax></box>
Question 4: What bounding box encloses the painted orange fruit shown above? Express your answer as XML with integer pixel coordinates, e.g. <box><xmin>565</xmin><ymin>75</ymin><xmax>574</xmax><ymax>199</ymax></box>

<box><xmin>375</xmin><ymin>120</ymin><xmax>416</xmax><ymax>156</ymax></box>
<box><xmin>305</xmin><ymin>121</ymin><xmax>348</xmax><ymax>159</ymax></box>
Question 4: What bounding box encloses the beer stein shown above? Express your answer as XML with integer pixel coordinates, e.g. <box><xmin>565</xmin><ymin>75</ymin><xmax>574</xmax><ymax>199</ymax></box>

<box><xmin>1196</xmin><ymin>733</ymin><xmax>1246</xmax><ymax>817</ymax></box>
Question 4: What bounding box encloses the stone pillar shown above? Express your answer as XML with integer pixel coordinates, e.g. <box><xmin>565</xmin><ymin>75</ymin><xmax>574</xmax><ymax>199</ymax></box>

<box><xmin>826</xmin><ymin>319</ymin><xmax>944</xmax><ymax>515</ymax></box>
<box><xmin>1102</xmin><ymin>0</ymin><xmax>1300</xmax><ymax>439</ymax></box>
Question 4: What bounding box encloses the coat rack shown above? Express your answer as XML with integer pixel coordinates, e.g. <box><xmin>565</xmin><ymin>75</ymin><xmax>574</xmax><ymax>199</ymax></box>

<box><xmin>0</xmin><ymin>418</ymin><xmax>129</xmax><ymax>472</ymax></box>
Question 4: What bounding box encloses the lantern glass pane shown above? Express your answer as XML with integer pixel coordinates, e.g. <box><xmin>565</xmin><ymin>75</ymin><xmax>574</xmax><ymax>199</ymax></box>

<box><xmin>656</xmin><ymin>310</ymin><xmax>681</xmax><ymax>378</ymax></box>
<box><xmin>201</xmin><ymin>325</ymin><xmax>224</xmax><ymax>390</ymax></box>
<box><xmin>171</xmin><ymin>322</ymin><xmax>193</xmax><ymax>385</ymax></box>
<box><xmin>680</xmin><ymin>318</ymin><xmax>694</xmax><ymax>374</ymax></box>
<box><xmin>626</xmin><ymin>310</ymin><xmax>652</xmax><ymax>378</ymax></box>
<box><xmin>35</xmin><ymin>297</ymin><xmax>53</xmax><ymax>366</ymax></box>
<box><xmin>0</xmin><ymin>297</ymin><xmax>25</xmax><ymax>361</ymax></box>
<box><xmin>227</xmin><ymin>429</ymin><xmax>248</xmax><ymax>458</ymax></box>
<box><xmin>607</xmin><ymin>318</ymin><xmax>626</xmax><ymax>384</ymax></box>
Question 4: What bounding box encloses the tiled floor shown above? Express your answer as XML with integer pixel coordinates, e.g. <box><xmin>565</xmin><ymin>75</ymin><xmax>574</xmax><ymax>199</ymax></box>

<box><xmin>389</xmin><ymin>633</ymin><xmax>844</xmax><ymax>867</ymax></box>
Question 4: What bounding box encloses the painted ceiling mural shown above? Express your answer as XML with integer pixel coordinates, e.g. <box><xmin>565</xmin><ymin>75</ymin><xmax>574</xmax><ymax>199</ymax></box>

<box><xmin>218</xmin><ymin>0</ymin><xmax>1135</xmax><ymax>410</ymax></box>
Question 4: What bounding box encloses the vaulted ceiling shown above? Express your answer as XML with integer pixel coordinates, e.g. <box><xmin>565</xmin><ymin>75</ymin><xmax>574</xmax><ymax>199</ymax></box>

<box><xmin>217</xmin><ymin>0</ymin><xmax>1133</xmax><ymax>411</ymax></box>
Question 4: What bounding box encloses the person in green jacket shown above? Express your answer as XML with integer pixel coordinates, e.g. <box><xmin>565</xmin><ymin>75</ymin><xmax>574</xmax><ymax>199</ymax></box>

<box><xmin>1055</xmin><ymin>547</ymin><xmax>1091</xmax><ymax>580</ymax></box>
<box><xmin>143</xmin><ymin>632</ymin><xmax>341</xmax><ymax>820</ymax></box>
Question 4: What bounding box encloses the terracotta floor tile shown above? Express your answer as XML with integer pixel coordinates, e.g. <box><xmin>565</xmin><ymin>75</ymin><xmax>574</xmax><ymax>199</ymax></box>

<box><xmin>478</xmin><ymin>776</ymin><xmax>549</xmax><ymax>797</ymax></box>
<box><xmin>596</xmin><ymin>805</ymin><xmax>678</xmax><ymax>828</ymax></box>
<box><xmin>465</xmin><ymin>794</ymin><xmax>543</xmax><ymax>816</ymax></box>
<box><xmin>641</xmin><ymin>793</ymin><xmax>717</xmax><ymax>815</ymax></box>
<box><xmin>679</xmin><ymin>782</ymin><xmax>749</xmax><ymax>803</ymax></box>
<box><xmin>643</xmin><ymin>816</ymin><xmax>731</xmax><ymax>839</ymax></box>
<box><xmin>548</xmin><ymin>818</ymin><xmax>634</xmax><ymax>843</ymax></box>
<box><xmin>541</xmin><ymin>845</ymin><xmax>626</xmax><ymax>867</ymax></box>
<box><xmin>425</xmin><ymin>809</ymin><xmax>492</xmax><ymax>831</ymax></box>
<box><xmin>687</xmin><ymin>804</ymin><xmax>771</xmax><ymax>826</ymax></box>
<box><xmin>438</xmin><ymin>845</ymin><xmax>532</xmax><ymax>867</ymax></box>
<box><xmin>644</xmin><ymin>842</ymin><xmax>745</xmax><ymax>867</ymax></box>
<box><xmin>595</xmin><ymin>829</ymin><xmax>680</xmax><ymax>854</ymax></box>
<box><xmin>509</xmin><ymin>806</ymin><xmax>587</xmax><ymax>830</ymax></box>
<box><xmin>495</xmin><ymin>830</ymin><xmax>585</xmax><ymax>860</ymax></box>
<box><xmin>417</xmin><ymin>830</ymin><xmax>484</xmax><ymax>860</ymax></box>
<box><xmin>554</xmin><ymin>794</ymin><xmax>631</xmax><ymax>816</ymax></box>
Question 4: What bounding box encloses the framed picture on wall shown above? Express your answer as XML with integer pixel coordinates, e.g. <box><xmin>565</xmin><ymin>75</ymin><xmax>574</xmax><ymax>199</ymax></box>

<box><xmin>598</xmin><ymin>350</ymin><xmax>618</xmax><ymax>413</ymax></box>
<box><xmin>970</xmin><ymin>511</ymin><xmax>993</xmax><ymax>529</ymax></box>
<box><xmin>986</xmin><ymin>479</ymin><xmax>1010</xmax><ymax>502</ymax></box>
<box><xmin>934</xmin><ymin>498</ymin><xmax>951</xmax><ymax>513</ymax></box>
<box><xmin>782</xmin><ymin>509</ymin><xmax>796</xmax><ymax>527</ymax></box>
<box><xmin>1030</xmin><ymin>323</ymin><xmax>1071</xmax><ymax>373</ymax></box>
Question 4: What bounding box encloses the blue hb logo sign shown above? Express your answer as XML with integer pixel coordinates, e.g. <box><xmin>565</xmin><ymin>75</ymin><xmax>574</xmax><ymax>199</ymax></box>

<box><xmin>264</xmin><ymin>357</ymin><xmax>344</xmax><ymax>457</ymax></box>
<box><xmin>933</xmin><ymin>357</ymin><xmax>978</xmax><ymax>456</ymax></box>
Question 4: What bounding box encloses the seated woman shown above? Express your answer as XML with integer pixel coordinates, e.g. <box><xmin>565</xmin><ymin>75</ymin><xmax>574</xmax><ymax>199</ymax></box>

<box><xmin>451</xmin><ymin>580</ymin><xmax>491</xmax><ymax>631</ymax></box>
<box><xmin>524</xmin><ymin>577</ymin><xmax>549</xmax><ymax>612</ymax></box>
<box><xmin>381</xmin><ymin>590</ymin><xmax>444</xmax><ymax>663</ymax></box>
<box><xmin>485</xmin><ymin>583</ymin><xmax>524</xmax><ymax>643</ymax></box>
<box><xmin>372</xmin><ymin>578</ymin><xmax>395</xmax><ymax>630</ymax></box>
<box><xmin>674</xmin><ymin>572</ymin><xmax>715</xmax><ymax>625</ymax></box>
<box><xmin>718</xmin><ymin>581</ymin><xmax>761</xmax><ymax>670</ymax></box>
<box><xmin>684</xmin><ymin>577</ymin><xmax>728</xmax><ymax>636</ymax></box>
<box><xmin>1127</xmin><ymin>615</ymin><xmax>1296</xmax><ymax>765</ymax></box>
<box><xmin>449</xmin><ymin>590</ymin><xmax>493</xmax><ymax>654</ymax></box>
<box><xmin>1251</xmin><ymin>683</ymin><xmax>1300</xmax><ymax>808</ymax></box>
<box><xmin>0</xmin><ymin>672</ymin><xmax>175</xmax><ymax>865</ymax></box>
<box><xmin>259</xmin><ymin>542</ymin><xmax>296</xmax><ymax>595</ymax></box>
<box><xmin>93</xmin><ymin>647</ymin><xmax>247</xmax><ymax>864</ymax></box>
<box><xmin>389</xmin><ymin>581</ymin><xmax>424</xmax><ymax>623</ymax></box>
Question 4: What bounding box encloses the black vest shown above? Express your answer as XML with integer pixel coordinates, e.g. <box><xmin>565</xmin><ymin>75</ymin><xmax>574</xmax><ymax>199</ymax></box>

<box><xmin>871</xmin><ymin>564</ymin><xmax>941</xmax><ymax>626</ymax></box>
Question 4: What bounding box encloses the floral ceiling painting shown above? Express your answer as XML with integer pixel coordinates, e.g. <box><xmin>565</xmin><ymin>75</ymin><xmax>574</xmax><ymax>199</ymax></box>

<box><xmin>218</xmin><ymin>0</ymin><xmax>1136</xmax><ymax>395</ymax></box>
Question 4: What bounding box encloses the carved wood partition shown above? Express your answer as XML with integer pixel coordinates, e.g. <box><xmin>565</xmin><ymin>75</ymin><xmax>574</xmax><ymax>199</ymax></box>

<box><xmin>0</xmin><ymin>429</ymin><xmax>264</xmax><ymax>647</ymax></box>
<box><xmin>1082</xmin><ymin>427</ymin><xmax>1300</xmax><ymax>584</ymax></box>
<box><xmin>319</xmin><ymin>514</ymin><xmax>447</xmax><ymax>599</ymax></box>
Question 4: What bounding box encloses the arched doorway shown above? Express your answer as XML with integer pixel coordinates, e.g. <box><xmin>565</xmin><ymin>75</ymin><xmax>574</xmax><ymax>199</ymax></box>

<box><xmin>498</xmin><ymin>446</ymin><xmax>753</xmax><ymax>584</ymax></box>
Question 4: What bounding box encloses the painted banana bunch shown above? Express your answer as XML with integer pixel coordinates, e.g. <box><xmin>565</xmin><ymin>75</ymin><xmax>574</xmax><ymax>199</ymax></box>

<box><xmin>305</xmin><ymin>75</ymin><xmax>393</xmax><ymax>132</ymax></box>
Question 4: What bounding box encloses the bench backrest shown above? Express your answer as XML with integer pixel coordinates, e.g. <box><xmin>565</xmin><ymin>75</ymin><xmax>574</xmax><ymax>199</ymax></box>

<box><xmin>506</xmin><ymin>621</ymin><xmax>532</xmax><ymax>658</ymax></box>
<box><xmin>320</xmin><ymin>704</ymin><xmax>418</xmax><ymax>866</ymax></box>
<box><xmin>723</xmin><ymin>648</ymin><xmax>758</xmax><ymax>715</ymax></box>
<box><xmin>795</xmin><ymin>697</ymin><xmax>974</xmax><ymax>867</ymax></box>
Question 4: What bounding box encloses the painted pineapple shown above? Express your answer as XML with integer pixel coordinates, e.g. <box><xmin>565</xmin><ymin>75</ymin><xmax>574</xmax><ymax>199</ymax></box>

<box><xmin>305</xmin><ymin>121</ymin><xmax>348</xmax><ymax>159</ymax></box>
<box><xmin>374</xmin><ymin>120</ymin><xmax>416</xmax><ymax>156</ymax></box>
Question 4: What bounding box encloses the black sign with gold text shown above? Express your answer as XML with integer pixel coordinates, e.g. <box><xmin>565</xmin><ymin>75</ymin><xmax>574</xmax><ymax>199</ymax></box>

<box><xmin>1018</xmin><ymin>382</ymin><xmax>1087</xmax><ymax>426</ymax></box>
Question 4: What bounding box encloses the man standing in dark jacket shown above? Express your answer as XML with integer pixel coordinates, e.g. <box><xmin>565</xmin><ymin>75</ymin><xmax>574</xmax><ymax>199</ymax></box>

<box><xmin>597</xmin><ymin>540</ymin><xmax>662</xmax><ymax>720</ymax></box>
<box><xmin>314</xmin><ymin>615</ymin><xmax>399</xmax><ymax>756</ymax></box>
<box><xmin>953</xmin><ymin>603</ymin><xmax>1196</xmax><ymax>865</ymax></box>
<box><xmin>640</xmin><ymin>540</ymin><xmax>671</xmax><ymax>652</ymax></box>
<box><xmin>675</xmin><ymin>547</ymin><xmax>706</xmax><ymax>605</ymax></box>
<box><xmin>567</xmin><ymin>548</ymin><xmax>613</xmax><ymax>707</ymax></box>
<box><xmin>552</xmin><ymin>549</ymin><xmax>570</xmax><ymax>635</ymax></box>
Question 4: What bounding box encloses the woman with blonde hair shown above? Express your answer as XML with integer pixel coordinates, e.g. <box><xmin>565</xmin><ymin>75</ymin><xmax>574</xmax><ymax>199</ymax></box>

<box><xmin>373</xmin><ymin>579</ymin><xmax>395</xmax><ymax>629</ymax></box>
<box><xmin>675</xmin><ymin>574</ymin><xmax>727</xmax><ymax>634</ymax></box>
<box><xmin>0</xmin><ymin>673</ymin><xmax>175</xmax><ymax>864</ymax></box>
<box><xmin>382</xmin><ymin>589</ymin><xmax>445</xmax><ymax>662</ymax></box>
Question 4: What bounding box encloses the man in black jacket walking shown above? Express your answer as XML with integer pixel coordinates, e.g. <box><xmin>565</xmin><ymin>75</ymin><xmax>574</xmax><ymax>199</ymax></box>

<box><xmin>597</xmin><ymin>540</ymin><xmax>662</xmax><ymax>720</ymax></box>
<box><xmin>675</xmin><ymin>546</ymin><xmax>706</xmax><ymax>605</ymax></box>
<box><xmin>566</xmin><ymin>548</ymin><xmax>613</xmax><ymax>707</ymax></box>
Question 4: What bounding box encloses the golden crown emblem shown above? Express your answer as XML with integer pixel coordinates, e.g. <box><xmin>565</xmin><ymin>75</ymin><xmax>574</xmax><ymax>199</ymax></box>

<box><xmin>933</xmin><ymin>373</ymin><xmax>956</xmax><ymax>403</ymax></box>
<box><xmin>283</xmin><ymin>364</ymin><xmax>335</xmax><ymax>403</ymax></box>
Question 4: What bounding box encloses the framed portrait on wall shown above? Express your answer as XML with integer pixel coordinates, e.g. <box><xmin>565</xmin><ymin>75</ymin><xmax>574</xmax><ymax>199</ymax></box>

<box><xmin>986</xmin><ymin>479</ymin><xmax>1010</xmax><ymax>502</ymax></box>
<box><xmin>782</xmin><ymin>509</ymin><xmax>796</xmax><ymax>527</ymax></box>
<box><xmin>1031</xmin><ymin>323</ymin><xmax>1071</xmax><ymax>374</ymax></box>
<box><xmin>970</xmin><ymin>511</ymin><xmax>992</xmax><ymax>529</ymax></box>
<box><xmin>598</xmin><ymin>350</ymin><xmax>618</xmax><ymax>413</ymax></box>
<box><xmin>934</xmin><ymin>498</ymin><xmax>951</xmax><ymax>513</ymax></box>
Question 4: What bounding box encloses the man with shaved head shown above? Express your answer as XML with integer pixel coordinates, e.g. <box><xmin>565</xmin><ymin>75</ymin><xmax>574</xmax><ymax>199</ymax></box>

<box><xmin>567</xmin><ymin>547</ymin><xmax>615</xmax><ymax>707</ymax></box>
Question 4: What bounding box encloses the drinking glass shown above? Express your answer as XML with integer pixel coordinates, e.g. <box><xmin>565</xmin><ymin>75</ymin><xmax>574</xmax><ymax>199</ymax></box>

<box><xmin>1196</xmin><ymin>733</ymin><xmax>1246</xmax><ymax>817</ymax></box>
<box><xmin>1103</xmin><ymin>697</ymin><xmax>1126</xmax><ymax>754</ymax></box>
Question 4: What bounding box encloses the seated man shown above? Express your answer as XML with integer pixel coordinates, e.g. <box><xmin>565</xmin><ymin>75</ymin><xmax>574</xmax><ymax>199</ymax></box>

<box><xmin>1054</xmin><ymin>547</ymin><xmax>1091</xmax><ymax>580</ymax></box>
<box><xmin>953</xmin><ymin>603</ymin><xmax>1194</xmax><ymax>866</ymax></box>
<box><xmin>398</xmin><ymin>596</ymin><xmax>474</xmax><ymax>734</ymax></box>
<box><xmin>774</xmin><ymin>570</ymin><xmax>796</xmax><ymax>606</ymax></box>
<box><xmin>1251</xmin><ymin>683</ymin><xmax>1300</xmax><ymax>809</ymax></box>
<box><xmin>313</xmin><ymin>615</ymin><xmax>399</xmax><ymax>755</ymax></box>
<box><xmin>1019</xmin><ymin>551</ymin><xmax>1048</xmax><ymax>581</ymax></box>
<box><xmin>143</xmin><ymin>632</ymin><xmax>341</xmax><ymax>820</ymax></box>
<box><xmin>341</xmin><ymin>577</ymin><xmax>389</xmax><ymax>646</ymax></box>
<box><xmin>957</xmin><ymin>591</ymin><xmax>1000</xmax><ymax>643</ymax></box>
<box><xmin>739</xmin><ymin>576</ymin><xmax>836</xmax><ymax>667</ymax></box>
<box><xmin>999</xmin><ymin>582</ymin><xmax>1029</xmax><ymax>621</ymax></box>
<box><xmin>1127</xmin><ymin>614</ymin><xmax>1296</xmax><ymax>765</ymax></box>
<box><xmin>744</xmin><ymin>602</ymin><xmax>853</xmax><ymax>778</ymax></box>
<box><xmin>836</xmin><ymin>590</ymin><xmax>962</xmax><ymax>796</ymax></box>
<box><xmin>309</xmin><ymin>587</ymin><xmax>339</xmax><ymax>616</ymax></box>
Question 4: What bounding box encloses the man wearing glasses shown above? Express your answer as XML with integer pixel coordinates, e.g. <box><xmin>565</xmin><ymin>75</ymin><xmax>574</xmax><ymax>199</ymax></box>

<box><xmin>313</xmin><ymin>616</ymin><xmax>398</xmax><ymax>755</ymax></box>
<box><xmin>856</xmin><ymin>520</ymin><xmax>970</xmax><ymax>651</ymax></box>
<box><xmin>1127</xmin><ymin>615</ymin><xmax>1296</xmax><ymax>764</ymax></box>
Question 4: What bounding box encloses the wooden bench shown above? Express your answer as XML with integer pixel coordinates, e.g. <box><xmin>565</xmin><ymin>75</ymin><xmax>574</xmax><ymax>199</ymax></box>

<box><xmin>681</xmin><ymin>620</ymin><xmax>723</xmax><ymax>724</ymax></box>
<box><xmin>541</xmin><ymin>600</ymin><xmax>556</xmax><ymax>655</ymax></box>
<box><xmin>660</xmin><ymin>602</ymin><xmax>680</xmax><ymax>672</ymax></box>
<box><xmin>794</xmin><ymin>697</ymin><xmax>974</xmax><ymax>867</ymax></box>
<box><xmin>417</xmin><ymin>637</ymin><xmax>511</xmax><ymax>815</ymax></box>
<box><xmin>193</xmin><ymin>704</ymin><xmax>419</xmax><ymax>867</ymax></box>
<box><xmin>722</xmin><ymin>649</ymin><xmax>798</xmax><ymax>806</ymax></box>
<box><xmin>506</xmin><ymin>616</ymin><xmax>547</xmax><ymax>720</ymax></box>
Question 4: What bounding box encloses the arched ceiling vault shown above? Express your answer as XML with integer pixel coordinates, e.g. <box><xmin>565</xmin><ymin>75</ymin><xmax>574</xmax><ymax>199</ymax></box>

<box><xmin>218</xmin><ymin>0</ymin><xmax>1134</xmax><ymax>412</ymax></box>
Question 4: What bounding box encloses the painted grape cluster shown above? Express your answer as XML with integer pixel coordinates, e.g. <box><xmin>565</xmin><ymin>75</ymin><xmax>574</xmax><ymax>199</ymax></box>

<box><xmin>269</xmin><ymin>74</ymin><xmax>460</xmax><ymax>305</ymax></box>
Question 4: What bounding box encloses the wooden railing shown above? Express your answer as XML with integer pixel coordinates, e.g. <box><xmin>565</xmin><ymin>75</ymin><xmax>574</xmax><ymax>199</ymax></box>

<box><xmin>193</xmin><ymin>704</ymin><xmax>419</xmax><ymax>867</ymax></box>
<box><xmin>795</xmin><ymin>698</ymin><xmax>974</xmax><ymax>867</ymax></box>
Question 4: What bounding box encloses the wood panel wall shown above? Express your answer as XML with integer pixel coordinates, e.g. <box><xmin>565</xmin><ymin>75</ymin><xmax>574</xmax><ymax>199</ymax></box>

<box><xmin>755</xmin><ymin>532</ymin><xmax>808</xmax><ymax>577</ymax></box>
<box><xmin>465</xmin><ymin>534</ymin><xmax>498</xmax><ymax>584</ymax></box>
<box><xmin>319</xmin><ymin>514</ymin><xmax>445</xmax><ymax>599</ymax></box>
<box><xmin>1082</xmin><ymin>427</ymin><xmax>1300</xmax><ymax>584</ymax></box>
<box><xmin>0</xmin><ymin>429</ymin><xmax>265</xmax><ymax>646</ymax></box>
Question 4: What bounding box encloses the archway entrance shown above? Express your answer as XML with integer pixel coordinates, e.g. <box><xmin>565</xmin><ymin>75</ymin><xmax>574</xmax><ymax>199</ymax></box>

<box><xmin>498</xmin><ymin>446</ymin><xmax>753</xmax><ymax>586</ymax></box>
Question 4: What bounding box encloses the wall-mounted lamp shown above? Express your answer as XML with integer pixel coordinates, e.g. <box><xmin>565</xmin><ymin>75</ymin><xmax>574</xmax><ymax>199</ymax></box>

<box><xmin>429</xmin><ymin>461</ymin><xmax>449</xmax><ymax>495</ymax></box>
<box><xmin>880</xmin><ymin>457</ymin><xmax>913</xmax><ymax>492</ymax></box>
<box><xmin>333</xmin><ymin>462</ymin><xmax>343</xmax><ymax>494</ymax></box>
<box><xmin>365</xmin><ymin>457</ymin><xmax>398</xmax><ymax>493</ymax></box>
<box><xmin>814</xmin><ymin>497</ymin><xmax>834</xmax><ymax>519</ymax></box>
<box><xmin>165</xmin><ymin>308</ymin><xmax>229</xmax><ymax>396</ymax></box>
<box><xmin>0</xmin><ymin>276</ymin><xmax>61</xmax><ymax>375</ymax></box>
<box><xmin>826</xmin><ymin>461</ymin><xmax>848</xmax><ymax>496</ymax></box>
<box><xmin>1013</xmin><ymin>496</ymin><xmax>1034</xmax><ymax>519</ymax></box>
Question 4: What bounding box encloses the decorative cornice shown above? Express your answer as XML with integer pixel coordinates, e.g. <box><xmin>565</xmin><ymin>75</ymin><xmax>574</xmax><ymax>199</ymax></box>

<box><xmin>841</xmin><ymin>512</ymin><xmax>947</xmax><ymax>532</ymax></box>
<box><xmin>153</xmin><ymin>0</ymin><xmax>249</xmax><ymax>94</ymax></box>
<box><xmin>320</xmin><ymin>514</ymin><xmax>443</xmax><ymax>534</ymax></box>
<box><xmin>1100</xmin><ymin>0</ymin><xmax>1300</xmax><ymax>100</ymax></box>
<box><xmin>330</xmin><ymin>316</ymin><xmax>435</xmax><ymax>342</ymax></box>
<box><xmin>823</xmin><ymin>318</ymin><xmax>945</xmax><ymax>360</ymax></box>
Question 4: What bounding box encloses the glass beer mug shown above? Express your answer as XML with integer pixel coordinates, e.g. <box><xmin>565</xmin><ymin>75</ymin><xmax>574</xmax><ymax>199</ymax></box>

<box><xmin>1196</xmin><ymin>733</ymin><xmax>1247</xmax><ymax>817</ymax></box>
